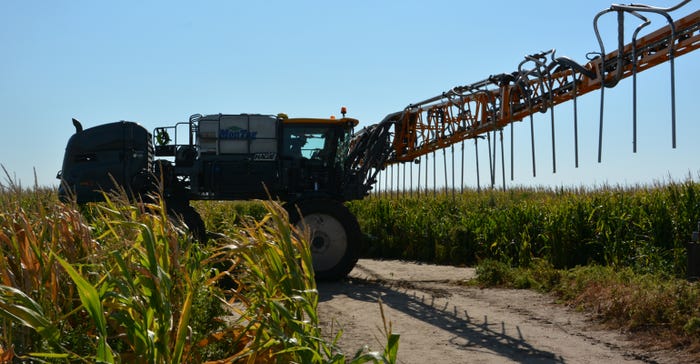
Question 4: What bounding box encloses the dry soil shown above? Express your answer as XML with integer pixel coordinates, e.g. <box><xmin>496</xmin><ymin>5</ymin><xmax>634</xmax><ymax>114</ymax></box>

<box><xmin>317</xmin><ymin>259</ymin><xmax>695</xmax><ymax>364</ymax></box>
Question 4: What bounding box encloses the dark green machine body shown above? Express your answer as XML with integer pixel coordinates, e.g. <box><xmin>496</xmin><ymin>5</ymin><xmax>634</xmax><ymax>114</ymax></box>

<box><xmin>57</xmin><ymin>113</ymin><xmax>371</xmax><ymax>280</ymax></box>
<box><xmin>57</xmin><ymin>121</ymin><xmax>153</xmax><ymax>203</ymax></box>
<box><xmin>59</xmin><ymin>114</ymin><xmax>366</xmax><ymax>203</ymax></box>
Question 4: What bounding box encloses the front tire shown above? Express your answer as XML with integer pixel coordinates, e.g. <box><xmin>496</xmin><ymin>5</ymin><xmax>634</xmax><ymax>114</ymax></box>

<box><xmin>286</xmin><ymin>199</ymin><xmax>360</xmax><ymax>281</ymax></box>
<box><xmin>167</xmin><ymin>200</ymin><xmax>206</xmax><ymax>242</ymax></box>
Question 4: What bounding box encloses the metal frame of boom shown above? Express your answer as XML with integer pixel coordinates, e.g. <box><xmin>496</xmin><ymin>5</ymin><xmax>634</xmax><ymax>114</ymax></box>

<box><xmin>349</xmin><ymin>2</ymin><xmax>699</xmax><ymax>194</ymax></box>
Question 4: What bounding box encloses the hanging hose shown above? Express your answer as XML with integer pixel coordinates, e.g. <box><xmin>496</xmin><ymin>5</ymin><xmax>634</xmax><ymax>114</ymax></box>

<box><xmin>516</xmin><ymin>55</ymin><xmax>543</xmax><ymax>177</ymax></box>
<box><xmin>487</xmin><ymin>130</ymin><xmax>494</xmax><ymax>188</ymax></box>
<box><xmin>499</xmin><ymin>129</ymin><xmax>506</xmax><ymax>191</ymax></box>
<box><xmin>549</xmin><ymin>57</ymin><xmax>586</xmax><ymax>168</ymax></box>
<box><xmin>451</xmin><ymin>144</ymin><xmax>456</xmax><ymax>199</ymax></box>
<box><xmin>631</xmin><ymin>14</ymin><xmax>651</xmax><ymax>153</ymax></box>
<box><xmin>610</xmin><ymin>1</ymin><xmax>685</xmax><ymax>148</ymax></box>
<box><xmin>474</xmin><ymin>138</ymin><xmax>481</xmax><ymax>192</ymax></box>
<box><xmin>461</xmin><ymin>141</ymin><xmax>465</xmax><ymax>193</ymax></box>
<box><xmin>409</xmin><ymin>160</ymin><xmax>413</xmax><ymax>198</ymax></box>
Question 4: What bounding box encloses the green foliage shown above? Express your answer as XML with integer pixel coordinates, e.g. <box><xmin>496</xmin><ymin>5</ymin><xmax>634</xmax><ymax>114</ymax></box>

<box><xmin>0</xmin><ymin>184</ymin><xmax>215</xmax><ymax>362</ymax></box>
<box><xmin>210</xmin><ymin>200</ymin><xmax>325</xmax><ymax>363</ymax></box>
<box><xmin>0</xmin><ymin>181</ymin><xmax>398</xmax><ymax>363</ymax></box>
<box><xmin>193</xmin><ymin>200</ymin><xmax>268</xmax><ymax>234</ymax></box>
<box><xmin>0</xmin><ymin>286</ymin><xmax>61</xmax><ymax>350</ymax></box>
<box><xmin>474</xmin><ymin>259</ymin><xmax>513</xmax><ymax>287</ymax></box>
<box><xmin>54</xmin><ymin>254</ymin><xmax>114</xmax><ymax>362</ymax></box>
<box><xmin>352</xmin><ymin>181</ymin><xmax>700</xmax><ymax>277</ymax></box>
<box><xmin>525</xmin><ymin>258</ymin><xmax>562</xmax><ymax>291</ymax></box>
<box><xmin>206</xmin><ymin>200</ymin><xmax>399</xmax><ymax>363</ymax></box>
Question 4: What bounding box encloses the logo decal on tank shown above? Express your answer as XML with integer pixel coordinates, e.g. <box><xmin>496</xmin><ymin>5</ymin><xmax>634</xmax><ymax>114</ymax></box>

<box><xmin>219</xmin><ymin>126</ymin><xmax>258</xmax><ymax>140</ymax></box>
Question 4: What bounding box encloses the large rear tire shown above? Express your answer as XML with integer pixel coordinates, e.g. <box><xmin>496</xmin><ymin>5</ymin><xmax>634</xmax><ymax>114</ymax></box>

<box><xmin>286</xmin><ymin>199</ymin><xmax>360</xmax><ymax>281</ymax></box>
<box><xmin>167</xmin><ymin>201</ymin><xmax>207</xmax><ymax>243</ymax></box>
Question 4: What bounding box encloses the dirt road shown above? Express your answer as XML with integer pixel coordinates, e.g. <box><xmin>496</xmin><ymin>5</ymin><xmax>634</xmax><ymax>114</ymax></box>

<box><xmin>317</xmin><ymin>259</ymin><xmax>692</xmax><ymax>364</ymax></box>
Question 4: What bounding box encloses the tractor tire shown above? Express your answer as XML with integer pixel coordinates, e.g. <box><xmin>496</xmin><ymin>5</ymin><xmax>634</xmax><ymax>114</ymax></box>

<box><xmin>167</xmin><ymin>201</ymin><xmax>207</xmax><ymax>243</ymax></box>
<box><xmin>286</xmin><ymin>199</ymin><xmax>361</xmax><ymax>281</ymax></box>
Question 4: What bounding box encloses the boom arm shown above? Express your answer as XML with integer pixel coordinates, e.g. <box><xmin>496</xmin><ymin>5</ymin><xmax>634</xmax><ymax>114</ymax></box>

<box><xmin>346</xmin><ymin>2</ymin><xmax>700</xmax><ymax>194</ymax></box>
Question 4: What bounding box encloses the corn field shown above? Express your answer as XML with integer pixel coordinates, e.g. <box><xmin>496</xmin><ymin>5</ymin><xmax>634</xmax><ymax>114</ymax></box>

<box><xmin>2</xmin><ymin>174</ymin><xmax>699</xmax><ymax>361</ymax></box>
<box><xmin>0</xmin><ymin>179</ymin><xmax>398</xmax><ymax>363</ymax></box>
<box><xmin>350</xmin><ymin>180</ymin><xmax>700</xmax><ymax>277</ymax></box>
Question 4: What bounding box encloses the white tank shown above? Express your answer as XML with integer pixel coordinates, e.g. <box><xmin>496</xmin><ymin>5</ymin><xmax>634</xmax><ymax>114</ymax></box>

<box><xmin>197</xmin><ymin>114</ymin><xmax>278</xmax><ymax>154</ymax></box>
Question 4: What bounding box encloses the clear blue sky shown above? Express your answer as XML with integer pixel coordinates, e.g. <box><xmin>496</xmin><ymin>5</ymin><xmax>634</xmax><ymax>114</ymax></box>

<box><xmin>1</xmin><ymin>0</ymin><xmax>698</xmax><ymax>189</ymax></box>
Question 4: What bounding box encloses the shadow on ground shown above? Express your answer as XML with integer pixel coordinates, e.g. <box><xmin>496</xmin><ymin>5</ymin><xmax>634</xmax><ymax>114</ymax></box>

<box><xmin>318</xmin><ymin>276</ymin><xmax>565</xmax><ymax>364</ymax></box>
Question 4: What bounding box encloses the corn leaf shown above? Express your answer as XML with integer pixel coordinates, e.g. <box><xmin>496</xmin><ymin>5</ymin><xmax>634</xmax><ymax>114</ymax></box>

<box><xmin>0</xmin><ymin>285</ymin><xmax>60</xmax><ymax>343</ymax></box>
<box><xmin>53</xmin><ymin>253</ymin><xmax>115</xmax><ymax>363</ymax></box>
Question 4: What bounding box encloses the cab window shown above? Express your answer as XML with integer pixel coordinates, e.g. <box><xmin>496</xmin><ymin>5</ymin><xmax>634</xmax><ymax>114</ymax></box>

<box><xmin>282</xmin><ymin>126</ymin><xmax>335</xmax><ymax>161</ymax></box>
